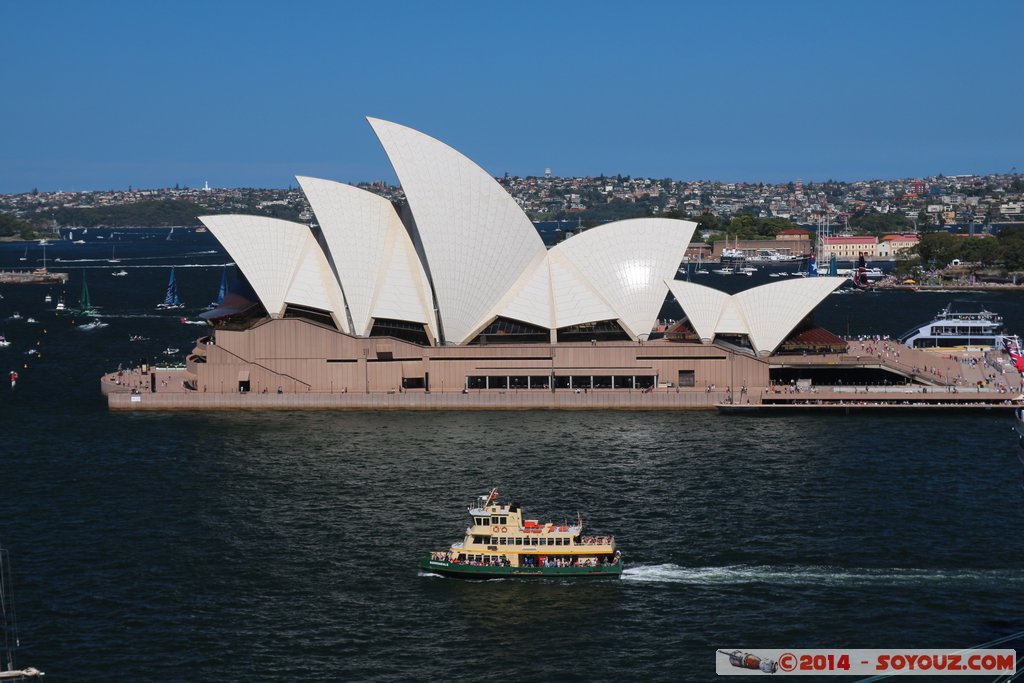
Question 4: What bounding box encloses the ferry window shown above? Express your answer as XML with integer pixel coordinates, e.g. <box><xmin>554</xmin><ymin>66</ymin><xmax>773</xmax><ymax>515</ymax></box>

<box><xmin>491</xmin><ymin>516</ymin><xmax>499</xmax><ymax>524</ymax></box>
<box><xmin>499</xmin><ymin>517</ymin><xmax>507</xmax><ymax>524</ymax></box>
<box><xmin>554</xmin><ymin>538</ymin><xmax>562</xmax><ymax>546</ymax></box>
<box><xmin>515</xmin><ymin>537</ymin><xmax>523</xmax><ymax>545</ymax></box>
<box><xmin>499</xmin><ymin>537</ymin><xmax>506</xmax><ymax>545</ymax></box>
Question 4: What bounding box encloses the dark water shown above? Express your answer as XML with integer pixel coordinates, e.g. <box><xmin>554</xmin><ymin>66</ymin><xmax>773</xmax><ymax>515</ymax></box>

<box><xmin>1</xmin><ymin>232</ymin><xmax>1024</xmax><ymax>681</ymax></box>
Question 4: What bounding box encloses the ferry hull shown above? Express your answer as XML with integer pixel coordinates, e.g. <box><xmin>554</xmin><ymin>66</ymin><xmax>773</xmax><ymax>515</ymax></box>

<box><xmin>420</xmin><ymin>557</ymin><xmax>622</xmax><ymax>579</ymax></box>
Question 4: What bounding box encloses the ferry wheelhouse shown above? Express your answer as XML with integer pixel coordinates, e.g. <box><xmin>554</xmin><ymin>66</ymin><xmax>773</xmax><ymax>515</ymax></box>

<box><xmin>898</xmin><ymin>305</ymin><xmax>1012</xmax><ymax>350</ymax></box>
<box><xmin>421</xmin><ymin>489</ymin><xmax>622</xmax><ymax>578</ymax></box>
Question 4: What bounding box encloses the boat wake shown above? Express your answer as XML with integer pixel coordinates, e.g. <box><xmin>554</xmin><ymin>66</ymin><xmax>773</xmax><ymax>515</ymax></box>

<box><xmin>621</xmin><ymin>563</ymin><xmax>1024</xmax><ymax>586</ymax></box>
<box><xmin>52</xmin><ymin>261</ymin><xmax>234</xmax><ymax>268</ymax></box>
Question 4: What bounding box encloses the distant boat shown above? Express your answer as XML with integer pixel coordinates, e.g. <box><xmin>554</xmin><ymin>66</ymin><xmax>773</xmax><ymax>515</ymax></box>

<box><xmin>156</xmin><ymin>267</ymin><xmax>185</xmax><ymax>309</ymax></box>
<box><xmin>108</xmin><ymin>245</ymin><xmax>120</xmax><ymax>263</ymax></box>
<box><xmin>19</xmin><ymin>246</ymin><xmax>27</xmax><ymax>261</ymax></box>
<box><xmin>78</xmin><ymin>320</ymin><xmax>108</xmax><ymax>331</ymax></box>
<box><xmin>208</xmin><ymin>267</ymin><xmax>227</xmax><ymax>309</ymax></box>
<box><xmin>166</xmin><ymin>227</ymin><xmax>174</xmax><ymax>241</ymax></box>
<box><xmin>111</xmin><ymin>269</ymin><xmax>128</xmax><ymax>277</ymax></box>
<box><xmin>0</xmin><ymin>544</ymin><xmax>45</xmax><ymax>679</ymax></box>
<box><xmin>78</xmin><ymin>272</ymin><xmax>96</xmax><ymax>314</ymax></box>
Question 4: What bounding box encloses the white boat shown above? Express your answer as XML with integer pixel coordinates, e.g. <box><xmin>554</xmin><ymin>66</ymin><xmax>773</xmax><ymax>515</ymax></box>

<box><xmin>0</xmin><ymin>336</ymin><xmax>10</xmax><ymax>348</ymax></box>
<box><xmin>26</xmin><ymin>318</ymin><xmax>38</xmax><ymax>324</ymax></box>
<box><xmin>44</xmin><ymin>294</ymin><xmax>52</xmax><ymax>303</ymax></box>
<box><xmin>112</xmin><ymin>269</ymin><xmax>128</xmax><ymax>277</ymax></box>
<box><xmin>898</xmin><ymin>305</ymin><xmax>1013</xmax><ymax>350</ymax></box>
<box><xmin>77</xmin><ymin>320</ymin><xmax>108</xmax><ymax>331</ymax></box>
<box><xmin>0</xmin><ymin>544</ymin><xmax>44</xmax><ymax>679</ymax></box>
<box><xmin>10</xmin><ymin>312</ymin><xmax>21</xmax><ymax>320</ymax></box>
<box><xmin>712</xmin><ymin>268</ymin><xmax>733</xmax><ymax>275</ymax></box>
<box><xmin>163</xmin><ymin>347</ymin><xmax>180</xmax><ymax>355</ymax></box>
<box><xmin>55</xmin><ymin>299</ymin><xmax>66</xmax><ymax>312</ymax></box>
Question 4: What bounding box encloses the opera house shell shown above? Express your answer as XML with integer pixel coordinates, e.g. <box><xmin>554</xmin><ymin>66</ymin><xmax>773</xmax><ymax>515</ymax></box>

<box><xmin>111</xmin><ymin>118</ymin><xmax>846</xmax><ymax>405</ymax></box>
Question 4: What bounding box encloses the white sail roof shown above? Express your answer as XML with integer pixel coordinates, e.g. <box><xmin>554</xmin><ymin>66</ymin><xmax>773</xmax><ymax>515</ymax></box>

<box><xmin>199</xmin><ymin>214</ymin><xmax>349</xmax><ymax>332</ymax></box>
<box><xmin>297</xmin><ymin>176</ymin><xmax>436</xmax><ymax>340</ymax></box>
<box><xmin>666</xmin><ymin>277</ymin><xmax>844</xmax><ymax>354</ymax></box>
<box><xmin>368</xmin><ymin>117</ymin><xmax>548</xmax><ymax>344</ymax></box>
<box><xmin>734</xmin><ymin>277</ymin><xmax>845</xmax><ymax>354</ymax></box>
<box><xmin>663</xmin><ymin>281</ymin><xmax>730</xmax><ymax>342</ymax></box>
<box><xmin>554</xmin><ymin>218</ymin><xmax>695</xmax><ymax>338</ymax></box>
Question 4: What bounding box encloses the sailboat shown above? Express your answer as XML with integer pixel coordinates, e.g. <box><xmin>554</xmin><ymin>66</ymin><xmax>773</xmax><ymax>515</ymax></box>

<box><xmin>695</xmin><ymin>250</ymin><xmax>709</xmax><ymax>275</ymax></box>
<box><xmin>166</xmin><ymin>227</ymin><xmax>174</xmax><ymax>241</ymax></box>
<box><xmin>18</xmin><ymin>246</ymin><xmax>27</xmax><ymax>262</ymax></box>
<box><xmin>0</xmin><ymin>545</ymin><xmax>44</xmax><ymax>680</ymax></box>
<box><xmin>108</xmin><ymin>245</ymin><xmax>120</xmax><ymax>263</ymax></box>
<box><xmin>78</xmin><ymin>271</ymin><xmax>95</xmax><ymax>314</ymax></box>
<box><xmin>156</xmin><ymin>267</ymin><xmax>185</xmax><ymax>310</ymax></box>
<box><xmin>207</xmin><ymin>267</ymin><xmax>227</xmax><ymax>309</ymax></box>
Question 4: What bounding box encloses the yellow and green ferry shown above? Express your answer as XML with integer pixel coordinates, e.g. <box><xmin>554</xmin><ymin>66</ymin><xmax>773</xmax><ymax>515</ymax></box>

<box><xmin>420</xmin><ymin>489</ymin><xmax>622</xmax><ymax>578</ymax></box>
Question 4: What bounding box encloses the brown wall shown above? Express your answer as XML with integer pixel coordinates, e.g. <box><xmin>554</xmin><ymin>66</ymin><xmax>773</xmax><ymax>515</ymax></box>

<box><xmin>189</xmin><ymin>319</ymin><xmax>769</xmax><ymax>395</ymax></box>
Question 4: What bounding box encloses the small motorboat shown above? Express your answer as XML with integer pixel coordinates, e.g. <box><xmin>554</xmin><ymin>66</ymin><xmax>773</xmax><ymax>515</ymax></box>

<box><xmin>0</xmin><ymin>336</ymin><xmax>10</xmax><ymax>348</ymax></box>
<box><xmin>163</xmin><ymin>347</ymin><xmax>180</xmax><ymax>355</ymax></box>
<box><xmin>129</xmin><ymin>335</ymin><xmax>149</xmax><ymax>342</ymax></box>
<box><xmin>78</xmin><ymin>320</ymin><xmax>109</xmax><ymax>331</ymax></box>
<box><xmin>112</xmin><ymin>269</ymin><xmax>128</xmax><ymax>277</ymax></box>
<box><xmin>44</xmin><ymin>294</ymin><xmax>52</xmax><ymax>303</ymax></box>
<box><xmin>25</xmin><ymin>317</ymin><xmax>38</xmax><ymax>324</ymax></box>
<box><xmin>10</xmin><ymin>312</ymin><xmax>22</xmax><ymax>320</ymax></box>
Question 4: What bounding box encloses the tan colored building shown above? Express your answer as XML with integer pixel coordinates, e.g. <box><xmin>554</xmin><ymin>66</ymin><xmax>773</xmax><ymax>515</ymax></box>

<box><xmin>101</xmin><ymin>118</ymin><xmax>846</xmax><ymax>409</ymax></box>
<box><xmin>710</xmin><ymin>234</ymin><xmax>811</xmax><ymax>260</ymax></box>
<box><xmin>820</xmin><ymin>236</ymin><xmax>878</xmax><ymax>259</ymax></box>
<box><xmin>876</xmin><ymin>234</ymin><xmax>920</xmax><ymax>258</ymax></box>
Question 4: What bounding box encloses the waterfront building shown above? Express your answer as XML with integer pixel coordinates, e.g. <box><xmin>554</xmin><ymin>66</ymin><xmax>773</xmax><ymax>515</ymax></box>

<box><xmin>103</xmin><ymin>118</ymin><xmax>847</xmax><ymax>405</ymax></box>
<box><xmin>876</xmin><ymin>234</ymin><xmax>920</xmax><ymax>258</ymax></box>
<box><xmin>820</xmin><ymin>235</ymin><xmax>879</xmax><ymax>260</ymax></box>
<box><xmin>709</xmin><ymin>235</ymin><xmax>811</xmax><ymax>260</ymax></box>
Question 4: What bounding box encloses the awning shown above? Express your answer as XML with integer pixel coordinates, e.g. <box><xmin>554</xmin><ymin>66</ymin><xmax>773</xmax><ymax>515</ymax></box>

<box><xmin>237</xmin><ymin>370</ymin><xmax>250</xmax><ymax>382</ymax></box>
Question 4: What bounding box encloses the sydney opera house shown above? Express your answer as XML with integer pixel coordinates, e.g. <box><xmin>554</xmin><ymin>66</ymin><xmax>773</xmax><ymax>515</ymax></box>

<box><xmin>104</xmin><ymin>118</ymin><xmax>847</xmax><ymax>408</ymax></box>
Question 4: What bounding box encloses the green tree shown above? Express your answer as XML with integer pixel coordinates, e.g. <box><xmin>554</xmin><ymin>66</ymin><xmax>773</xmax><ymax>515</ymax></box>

<box><xmin>916</xmin><ymin>232</ymin><xmax>960</xmax><ymax>267</ymax></box>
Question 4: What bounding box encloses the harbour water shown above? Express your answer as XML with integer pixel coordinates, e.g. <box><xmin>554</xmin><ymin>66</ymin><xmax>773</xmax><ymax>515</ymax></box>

<box><xmin>1</xmin><ymin>232</ymin><xmax>1024</xmax><ymax>680</ymax></box>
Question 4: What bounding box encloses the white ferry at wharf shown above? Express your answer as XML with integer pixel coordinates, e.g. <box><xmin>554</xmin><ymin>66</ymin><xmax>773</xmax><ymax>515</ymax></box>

<box><xmin>898</xmin><ymin>304</ymin><xmax>1016</xmax><ymax>350</ymax></box>
<box><xmin>421</xmin><ymin>489</ymin><xmax>622</xmax><ymax>578</ymax></box>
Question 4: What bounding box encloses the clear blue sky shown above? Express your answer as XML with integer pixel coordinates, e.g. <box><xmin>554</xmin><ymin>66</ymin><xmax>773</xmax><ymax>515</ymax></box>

<box><xmin>1</xmin><ymin>0</ymin><xmax>1021</xmax><ymax>193</ymax></box>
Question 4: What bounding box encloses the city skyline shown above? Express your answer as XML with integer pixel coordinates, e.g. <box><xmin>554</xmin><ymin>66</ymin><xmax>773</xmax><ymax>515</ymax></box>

<box><xmin>1</xmin><ymin>0</ymin><xmax>1021</xmax><ymax>193</ymax></box>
